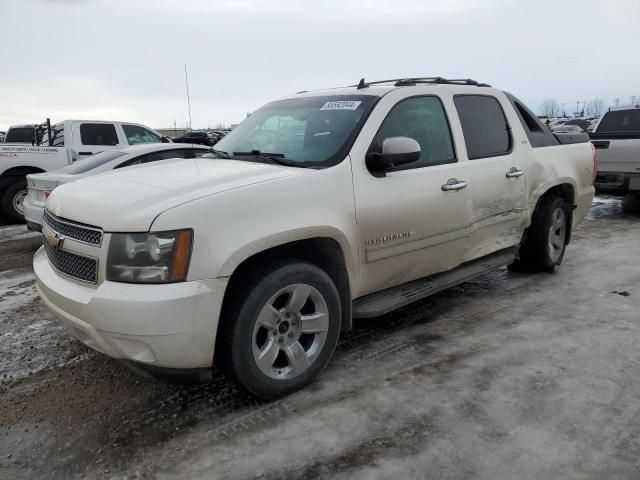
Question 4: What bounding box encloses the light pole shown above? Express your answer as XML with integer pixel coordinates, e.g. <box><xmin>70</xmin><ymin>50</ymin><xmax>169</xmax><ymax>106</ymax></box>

<box><xmin>185</xmin><ymin>64</ymin><xmax>192</xmax><ymax>131</ymax></box>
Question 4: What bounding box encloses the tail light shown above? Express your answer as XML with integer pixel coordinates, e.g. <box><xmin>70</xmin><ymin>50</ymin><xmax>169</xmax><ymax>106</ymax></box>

<box><xmin>44</xmin><ymin>190</ymin><xmax>51</xmax><ymax>199</ymax></box>
<box><xmin>591</xmin><ymin>142</ymin><xmax>598</xmax><ymax>184</ymax></box>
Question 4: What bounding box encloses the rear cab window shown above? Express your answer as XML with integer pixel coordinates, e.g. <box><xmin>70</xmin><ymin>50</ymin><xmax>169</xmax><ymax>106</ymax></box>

<box><xmin>453</xmin><ymin>95</ymin><xmax>512</xmax><ymax>159</ymax></box>
<box><xmin>504</xmin><ymin>92</ymin><xmax>559</xmax><ymax>148</ymax></box>
<box><xmin>6</xmin><ymin>127</ymin><xmax>35</xmax><ymax>143</ymax></box>
<box><xmin>38</xmin><ymin>123</ymin><xmax>65</xmax><ymax>147</ymax></box>
<box><xmin>597</xmin><ymin>110</ymin><xmax>640</xmax><ymax>133</ymax></box>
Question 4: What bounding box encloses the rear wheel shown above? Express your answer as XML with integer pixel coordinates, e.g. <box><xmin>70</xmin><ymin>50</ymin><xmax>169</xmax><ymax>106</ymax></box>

<box><xmin>1</xmin><ymin>180</ymin><xmax>28</xmax><ymax>223</ymax></box>
<box><xmin>513</xmin><ymin>195</ymin><xmax>569</xmax><ymax>272</ymax></box>
<box><xmin>217</xmin><ymin>261</ymin><xmax>342</xmax><ymax>399</ymax></box>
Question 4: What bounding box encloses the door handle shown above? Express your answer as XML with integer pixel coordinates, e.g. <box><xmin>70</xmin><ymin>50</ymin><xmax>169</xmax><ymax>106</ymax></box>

<box><xmin>506</xmin><ymin>167</ymin><xmax>524</xmax><ymax>178</ymax></box>
<box><xmin>441</xmin><ymin>178</ymin><xmax>467</xmax><ymax>191</ymax></box>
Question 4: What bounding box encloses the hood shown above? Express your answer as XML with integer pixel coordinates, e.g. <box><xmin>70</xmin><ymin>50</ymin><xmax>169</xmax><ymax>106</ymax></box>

<box><xmin>46</xmin><ymin>158</ymin><xmax>303</xmax><ymax>231</ymax></box>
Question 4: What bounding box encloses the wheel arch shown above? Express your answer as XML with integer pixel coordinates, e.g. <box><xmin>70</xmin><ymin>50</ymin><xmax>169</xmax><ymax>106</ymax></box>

<box><xmin>220</xmin><ymin>235</ymin><xmax>354</xmax><ymax>333</ymax></box>
<box><xmin>0</xmin><ymin>166</ymin><xmax>46</xmax><ymax>189</ymax></box>
<box><xmin>530</xmin><ymin>181</ymin><xmax>576</xmax><ymax>244</ymax></box>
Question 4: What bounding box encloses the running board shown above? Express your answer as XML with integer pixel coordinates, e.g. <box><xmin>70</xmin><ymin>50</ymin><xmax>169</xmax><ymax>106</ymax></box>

<box><xmin>352</xmin><ymin>248</ymin><xmax>517</xmax><ymax>318</ymax></box>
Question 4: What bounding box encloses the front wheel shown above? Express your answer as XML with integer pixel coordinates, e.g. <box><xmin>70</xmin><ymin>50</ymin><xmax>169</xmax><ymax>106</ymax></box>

<box><xmin>217</xmin><ymin>261</ymin><xmax>342</xmax><ymax>399</ymax></box>
<box><xmin>514</xmin><ymin>195</ymin><xmax>569</xmax><ymax>272</ymax></box>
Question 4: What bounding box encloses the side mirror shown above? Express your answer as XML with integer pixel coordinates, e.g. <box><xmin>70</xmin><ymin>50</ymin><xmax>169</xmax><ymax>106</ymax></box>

<box><xmin>366</xmin><ymin>137</ymin><xmax>421</xmax><ymax>173</ymax></box>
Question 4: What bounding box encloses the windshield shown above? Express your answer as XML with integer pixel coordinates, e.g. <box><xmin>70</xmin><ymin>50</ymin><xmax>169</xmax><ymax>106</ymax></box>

<box><xmin>213</xmin><ymin>95</ymin><xmax>378</xmax><ymax>167</ymax></box>
<box><xmin>597</xmin><ymin>110</ymin><xmax>640</xmax><ymax>133</ymax></box>
<box><xmin>55</xmin><ymin>150</ymin><xmax>128</xmax><ymax>174</ymax></box>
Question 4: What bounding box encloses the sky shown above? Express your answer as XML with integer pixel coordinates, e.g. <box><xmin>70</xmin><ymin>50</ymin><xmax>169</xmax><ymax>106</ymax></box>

<box><xmin>1</xmin><ymin>0</ymin><xmax>639</xmax><ymax>131</ymax></box>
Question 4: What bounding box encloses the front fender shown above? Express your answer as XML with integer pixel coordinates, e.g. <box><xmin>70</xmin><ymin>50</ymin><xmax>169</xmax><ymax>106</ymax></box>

<box><xmin>149</xmin><ymin>159</ymin><xmax>359</xmax><ymax>285</ymax></box>
<box><xmin>217</xmin><ymin>226</ymin><xmax>356</xmax><ymax>278</ymax></box>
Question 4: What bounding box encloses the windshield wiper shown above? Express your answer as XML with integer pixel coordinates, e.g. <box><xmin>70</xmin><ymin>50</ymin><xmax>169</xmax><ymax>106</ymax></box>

<box><xmin>233</xmin><ymin>150</ymin><xmax>299</xmax><ymax>167</ymax></box>
<box><xmin>208</xmin><ymin>148</ymin><xmax>232</xmax><ymax>159</ymax></box>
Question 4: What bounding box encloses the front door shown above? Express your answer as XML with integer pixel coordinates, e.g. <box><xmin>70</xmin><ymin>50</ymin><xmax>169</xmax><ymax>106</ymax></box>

<box><xmin>351</xmin><ymin>92</ymin><xmax>472</xmax><ymax>297</ymax></box>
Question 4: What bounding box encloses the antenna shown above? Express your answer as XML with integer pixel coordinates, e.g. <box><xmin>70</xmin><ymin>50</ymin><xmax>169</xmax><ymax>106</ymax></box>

<box><xmin>184</xmin><ymin>64</ymin><xmax>192</xmax><ymax>130</ymax></box>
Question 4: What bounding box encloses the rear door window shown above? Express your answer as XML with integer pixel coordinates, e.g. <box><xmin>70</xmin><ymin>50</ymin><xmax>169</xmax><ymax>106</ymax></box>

<box><xmin>454</xmin><ymin>95</ymin><xmax>512</xmax><ymax>159</ymax></box>
<box><xmin>597</xmin><ymin>110</ymin><xmax>640</xmax><ymax>133</ymax></box>
<box><xmin>122</xmin><ymin>124</ymin><xmax>163</xmax><ymax>145</ymax></box>
<box><xmin>80</xmin><ymin>123</ymin><xmax>119</xmax><ymax>146</ymax></box>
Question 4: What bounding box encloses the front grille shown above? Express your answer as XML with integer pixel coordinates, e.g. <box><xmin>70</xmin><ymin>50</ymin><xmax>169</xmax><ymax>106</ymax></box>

<box><xmin>43</xmin><ymin>210</ymin><xmax>103</xmax><ymax>246</ymax></box>
<box><xmin>44</xmin><ymin>241</ymin><xmax>98</xmax><ymax>283</ymax></box>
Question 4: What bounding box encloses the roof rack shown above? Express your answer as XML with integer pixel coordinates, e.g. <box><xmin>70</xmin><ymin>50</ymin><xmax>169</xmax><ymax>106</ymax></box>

<box><xmin>355</xmin><ymin>77</ymin><xmax>491</xmax><ymax>89</ymax></box>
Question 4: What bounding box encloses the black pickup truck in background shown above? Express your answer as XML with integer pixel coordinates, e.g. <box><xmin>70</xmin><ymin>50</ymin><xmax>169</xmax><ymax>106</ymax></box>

<box><xmin>590</xmin><ymin>106</ymin><xmax>640</xmax><ymax>195</ymax></box>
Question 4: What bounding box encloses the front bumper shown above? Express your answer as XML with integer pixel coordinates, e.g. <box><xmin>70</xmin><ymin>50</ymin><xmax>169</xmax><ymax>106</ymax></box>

<box><xmin>34</xmin><ymin>247</ymin><xmax>228</xmax><ymax>369</ymax></box>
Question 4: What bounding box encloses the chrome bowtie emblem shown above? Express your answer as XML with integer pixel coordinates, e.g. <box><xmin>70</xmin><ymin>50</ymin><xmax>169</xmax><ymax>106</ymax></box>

<box><xmin>46</xmin><ymin>232</ymin><xmax>65</xmax><ymax>250</ymax></box>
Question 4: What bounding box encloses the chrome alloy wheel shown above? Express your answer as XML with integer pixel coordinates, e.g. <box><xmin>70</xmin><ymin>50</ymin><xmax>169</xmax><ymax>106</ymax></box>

<box><xmin>547</xmin><ymin>207</ymin><xmax>566</xmax><ymax>264</ymax></box>
<box><xmin>252</xmin><ymin>283</ymin><xmax>329</xmax><ymax>380</ymax></box>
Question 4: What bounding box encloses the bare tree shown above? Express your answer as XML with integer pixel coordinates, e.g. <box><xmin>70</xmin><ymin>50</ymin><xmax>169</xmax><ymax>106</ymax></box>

<box><xmin>539</xmin><ymin>98</ymin><xmax>560</xmax><ymax>117</ymax></box>
<box><xmin>589</xmin><ymin>97</ymin><xmax>605</xmax><ymax>117</ymax></box>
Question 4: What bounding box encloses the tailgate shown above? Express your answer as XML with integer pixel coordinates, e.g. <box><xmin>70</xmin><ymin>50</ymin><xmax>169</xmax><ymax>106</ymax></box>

<box><xmin>591</xmin><ymin>138</ymin><xmax>640</xmax><ymax>173</ymax></box>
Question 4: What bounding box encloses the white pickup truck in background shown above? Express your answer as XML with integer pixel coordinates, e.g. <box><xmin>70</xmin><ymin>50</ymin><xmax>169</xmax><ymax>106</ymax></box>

<box><xmin>0</xmin><ymin>119</ymin><xmax>167</xmax><ymax>221</ymax></box>
<box><xmin>590</xmin><ymin>105</ymin><xmax>640</xmax><ymax>195</ymax></box>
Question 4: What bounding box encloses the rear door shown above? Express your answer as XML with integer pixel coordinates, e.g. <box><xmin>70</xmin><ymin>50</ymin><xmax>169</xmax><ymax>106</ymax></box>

<box><xmin>451</xmin><ymin>94</ymin><xmax>525</xmax><ymax>260</ymax></box>
<box><xmin>351</xmin><ymin>91</ymin><xmax>472</xmax><ymax>296</ymax></box>
<box><xmin>72</xmin><ymin>122</ymin><xmax>124</xmax><ymax>159</ymax></box>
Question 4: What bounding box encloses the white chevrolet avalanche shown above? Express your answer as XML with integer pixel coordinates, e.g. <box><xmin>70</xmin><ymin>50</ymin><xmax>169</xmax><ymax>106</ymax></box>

<box><xmin>34</xmin><ymin>77</ymin><xmax>595</xmax><ymax>399</ymax></box>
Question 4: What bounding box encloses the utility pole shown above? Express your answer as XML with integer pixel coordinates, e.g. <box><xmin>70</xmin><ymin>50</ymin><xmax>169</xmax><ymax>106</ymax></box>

<box><xmin>614</xmin><ymin>98</ymin><xmax>620</xmax><ymax>107</ymax></box>
<box><xmin>631</xmin><ymin>95</ymin><xmax>637</xmax><ymax>106</ymax></box>
<box><xmin>185</xmin><ymin>64</ymin><xmax>192</xmax><ymax>131</ymax></box>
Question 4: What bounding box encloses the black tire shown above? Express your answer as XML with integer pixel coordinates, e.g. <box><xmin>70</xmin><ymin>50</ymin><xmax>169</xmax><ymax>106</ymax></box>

<box><xmin>1</xmin><ymin>179</ymin><xmax>28</xmax><ymax>223</ymax></box>
<box><xmin>514</xmin><ymin>195</ymin><xmax>570</xmax><ymax>272</ymax></box>
<box><xmin>216</xmin><ymin>261</ymin><xmax>342</xmax><ymax>399</ymax></box>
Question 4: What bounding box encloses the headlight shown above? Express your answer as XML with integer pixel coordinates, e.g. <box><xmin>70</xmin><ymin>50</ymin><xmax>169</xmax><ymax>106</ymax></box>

<box><xmin>107</xmin><ymin>229</ymin><xmax>193</xmax><ymax>283</ymax></box>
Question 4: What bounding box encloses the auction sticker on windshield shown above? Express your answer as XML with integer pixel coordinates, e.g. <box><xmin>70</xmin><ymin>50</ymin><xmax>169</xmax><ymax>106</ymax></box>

<box><xmin>320</xmin><ymin>100</ymin><xmax>362</xmax><ymax>111</ymax></box>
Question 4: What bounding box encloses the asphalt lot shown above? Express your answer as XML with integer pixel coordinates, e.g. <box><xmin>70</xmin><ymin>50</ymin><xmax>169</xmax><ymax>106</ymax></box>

<box><xmin>1</xmin><ymin>196</ymin><xmax>639</xmax><ymax>480</ymax></box>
